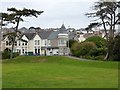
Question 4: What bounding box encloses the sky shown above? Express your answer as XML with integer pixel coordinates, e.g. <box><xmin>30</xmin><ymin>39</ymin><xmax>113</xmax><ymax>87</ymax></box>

<box><xmin>1</xmin><ymin>0</ymin><xmax>98</xmax><ymax>29</ymax></box>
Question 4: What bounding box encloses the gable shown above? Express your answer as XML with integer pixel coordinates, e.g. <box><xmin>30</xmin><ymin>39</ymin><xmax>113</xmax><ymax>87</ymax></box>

<box><xmin>33</xmin><ymin>34</ymin><xmax>41</xmax><ymax>40</ymax></box>
<box><xmin>21</xmin><ymin>35</ymin><xmax>29</xmax><ymax>41</ymax></box>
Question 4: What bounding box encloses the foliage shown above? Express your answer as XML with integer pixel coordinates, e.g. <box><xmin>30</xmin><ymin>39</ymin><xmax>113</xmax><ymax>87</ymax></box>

<box><xmin>2</xmin><ymin>48</ymin><xmax>11</xmax><ymax>59</ymax></box>
<box><xmin>70</xmin><ymin>42</ymin><xmax>79</xmax><ymax>56</ymax></box>
<box><xmin>109</xmin><ymin>35</ymin><xmax>120</xmax><ymax>61</ymax></box>
<box><xmin>67</xmin><ymin>39</ymin><xmax>78</xmax><ymax>48</ymax></box>
<box><xmin>71</xmin><ymin>41</ymin><xmax>97</xmax><ymax>57</ymax></box>
<box><xmin>89</xmin><ymin>48</ymin><xmax>106</xmax><ymax>56</ymax></box>
<box><xmin>85</xmin><ymin>36</ymin><xmax>106</xmax><ymax>48</ymax></box>
<box><xmin>86</xmin><ymin>1</ymin><xmax>120</xmax><ymax>60</ymax></box>
<box><xmin>84</xmin><ymin>55</ymin><xmax>104</xmax><ymax>60</ymax></box>
<box><xmin>2</xmin><ymin>48</ymin><xmax>20</xmax><ymax>59</ymax></box>
<box><xmin>1</xmin><ymin>8</ymin><xmax>44</xmax><ymax>59</ymax></box>
<box><xmin>85</xmin><ymin>23</ymin><xmax>99</xmax><ymax>33</ymax></box>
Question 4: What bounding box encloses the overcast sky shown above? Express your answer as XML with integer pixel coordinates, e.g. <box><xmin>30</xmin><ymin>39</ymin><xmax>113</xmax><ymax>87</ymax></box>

<box><xmin>1</xmin><ymin>0</ymin><xmax>98</xmax><ymax>29</ymax></box>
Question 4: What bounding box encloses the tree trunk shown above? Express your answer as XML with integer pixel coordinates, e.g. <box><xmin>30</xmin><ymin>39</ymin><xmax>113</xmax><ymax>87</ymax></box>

<box><xmin>101</xmin><ymin>17</ymin><xmax>110</xmax><ymax>60</ymax></box>
<box><xmin>10</xmin><ymin>16</ymin><xmax>20</xmax><ymax>59</ymax></box>
<box><xmin>104</xmin><ymin>52</ymin><xmax>109</xmax><ymax>60</ymax></box>
<box><xmin>10</xmin><ymin>38</ymin><xmax>15</xmax><ymax>59</ymax></box>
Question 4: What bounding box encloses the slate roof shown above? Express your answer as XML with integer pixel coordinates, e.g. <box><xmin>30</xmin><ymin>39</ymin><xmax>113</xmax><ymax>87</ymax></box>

<box><xmin>48</xmin><ymin>31</ymin><xmax>59</xmax><ymax>40</ymax></box>
<box><xmin>59</xmin><ymin>24</ymin><xmax>67</xmax><ymax>33</ymax></box>
<box><xmin>38</xmin><ymin>31</ymin><xmax>52</xmax><ymax>39</ymax></box>
<box><xmin>23</xmin><ymin>33</ymin><xmax>36</xmax><ymax>40</ymax></box>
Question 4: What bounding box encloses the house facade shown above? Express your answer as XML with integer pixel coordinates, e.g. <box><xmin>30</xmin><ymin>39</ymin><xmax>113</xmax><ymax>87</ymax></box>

<box><xmin>1</xmin><ymin>24</ymin><xmax>69</xmax><ymax>56</ymax></box>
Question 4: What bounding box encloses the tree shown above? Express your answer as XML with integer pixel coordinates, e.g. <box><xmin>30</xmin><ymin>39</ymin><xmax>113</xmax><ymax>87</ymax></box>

<box><xmin>85</xmin><ymin>36</ymin><xmax>106</xmax><ymax>48</ymax></box>
<box><xmin>71</xmin><ymin>41</ymin><xmax>97</xmax><ymax>57</ymax></box>
<box><xmin>110</xmin><ymin>35</ymin><xmax>120</xmax><ymax>61</ymax></box>
<box><xmin>2</xmin><ymin>8</ymin><xmax>44</xmax><ymax>59</ymax></box>
<box><xmin>2</xmin><ymin>48</ymin><xmax>11</xmax><ymax>59</ymax></box>
<box><xmin>86</xmin><ymin>0</ymin><xmax>120</xmax><ymax>60</ymax></box>
<box><xmin>85</xmin><ymin>22</ymin><xmax>99</xmax><ymax>33</ymax></box>
<box><xmin>70</xmin><ymin>42</ymin><xmax>79</xmax><ymax>56</ymax></box>
<box><xmin>67</xmin><ymin>39</ymin><xmax>78</xmax><ymax>48</ymax></box>
<box><xmin>0</xmin><ymin>13</ymin><xmax>8</xmax><ymax>26</ymax></box>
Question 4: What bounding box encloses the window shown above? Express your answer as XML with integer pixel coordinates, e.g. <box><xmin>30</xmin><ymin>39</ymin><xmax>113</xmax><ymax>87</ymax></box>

<box><xmin>25</xmin><ymin>42</ymin><xmax>27</xmax><ymax>45</ymax></box>
<box><xmin>35</xmin><ymin>40</ymin><xmax>37</xmax><ymax>45</ymax></box>
<box><xmin>59</xmin><ymin>39</ymin><xmax>66</xmax><ymax>45</ymax></box>
<box><xmin>48</xmin><ymin>40</ymin><xmax>50</xmax><ymax>45</ymax></box>
<box><xmin>19</xmin><ymin>41</ymin><xmax>20</xmax><ymax>46</ymax></box>
<box><xmin>35</xmin><ymin>40</ymin><xmax>40</xmax><ymax>45</ymax></box>
<box><xmin>15</xmin><ymin>41</ymin><xmax>17</xmax><ymax>46</ymax></box>
<box><xmin>35</xmin><ymin>49</ymin><xmax>37</xmax><ymax>54</ymax></box>
<box><xmin>38</xmin><ymin>49</ymin><xmax>40</xmax><ymax>54</ymax></box>
<box><xmin>9</xmin><ymin>41</ymin><xmax>11</xmax><ymax>46</ymax></box>
<box><xmin>6</xmin><ymin>41</ymin><xmax>9</xmax><ymax>46</ymax></box>
<box><xmin>22</xmin><ymin>49</ymin><xmax>24</xmax><ymax>54</ymax></box>
<box><xmin>38</xmin><ymin>40</ymin><xmax>40</xmax><ymax>45</ymax></box>
<box><xmin>22</xmin><ymin>42</ymin><xmax>24</xmax><ymax>46</ymax></box>
<box><xmin>25</xmin><ymin>47</ymin><xmax>27</xmax><ymax>53</ymax></box>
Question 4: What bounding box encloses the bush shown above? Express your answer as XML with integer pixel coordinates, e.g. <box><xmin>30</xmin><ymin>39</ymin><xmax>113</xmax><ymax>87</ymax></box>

<box><xmin>85</xmin><ymin>36</ymin><xmax>106</xmax><ymax>48</ymax></box>
<box><xmin>79</xmin><ymin>42</ymin><xmax>97</xmax><ymax>56</ymax></box>
<box><xmin>67</xmin><ymin>39</ymin><xmax>78</xmax><ymax>48</ymax></box>
<box><xmin>12</xmin><ymin>52</ymin><xmax>20</xmax><ymax>58</ymax></box>
<box><xmin>89</xmin><ymin>48</ymin><xmax>106</xmax><ymax>56</ymax></box>
<box><xmin>109</xmin><ymin>35</ymin><xmax>120</xmax><ymax>61</ymax></box>
<box><xmin>2</xmin><ymin>48</ymin><xmax>11</xmax><ymax>59</ymax></box>
<box><xmin>84</xmin><ymin>55</ymin><xmax>104</xmax><ymax>60</ymax></box>
<box><xmin>2</xmin><ymin>48</ymin><xmax>20</xmax><ymax>59</ymax></box>
<box><xmin>70</xmin><ymin>42</ymin><xmax>80</xmax><ymax>57</ymax></box>
<box><xmin>71</xmin><ymin>41</ymin><xmax>97</xmax><ymax>57</ymax></box>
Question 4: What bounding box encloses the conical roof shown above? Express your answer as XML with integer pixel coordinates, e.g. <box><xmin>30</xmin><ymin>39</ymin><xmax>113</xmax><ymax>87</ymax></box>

<box><xmin>60</xmin><ymin>24</ymin><xmax>66</xmax><ymax>30</ymax></box>
<box><xmin>59</xmin><ymin>24</ymin><xmax>67</xmax><ymax>33</ymax></box>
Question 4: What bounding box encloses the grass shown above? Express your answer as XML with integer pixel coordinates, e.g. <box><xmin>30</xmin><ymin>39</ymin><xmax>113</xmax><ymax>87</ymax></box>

<box><xmin>2</xmin><ymin>56</ymin><xmax>118</xmax><ymax>88</ymax></box>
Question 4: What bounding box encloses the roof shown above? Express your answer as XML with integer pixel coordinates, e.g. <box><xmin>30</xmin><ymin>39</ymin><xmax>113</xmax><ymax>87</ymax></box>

<box><xmin>38</xmin><ymin>31</ymin><xmax>52</xmax><ymax>39</ymax></box>
<box><xmin>23</xmin><ymin>33</ymin><xmax>36</xmax><ymax>40</ymax></box>
<box><xmin>60</xmin><ymin>24</ymin><xmax>66</xmax><ymax>29</ymax></box>
<box><xmin>18</xmin><ymin>38</ymin><xmax>28</xmax><ymax>42</ymax></box>
<box><xmin>59</xmin><ymin>24</ymin><xmax>67</xmax><ymax>33</ymax></box>
<box><xmin>48</xmin><ymin>31</ymin><xmax>59</xmax><ymax>40</ymax></box>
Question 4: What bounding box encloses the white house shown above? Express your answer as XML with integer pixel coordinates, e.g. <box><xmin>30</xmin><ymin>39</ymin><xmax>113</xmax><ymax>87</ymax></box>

<box><xmin>1</xmin><ymin>24</ymin><xmax>70</xmax><ymax>56</ymax></box>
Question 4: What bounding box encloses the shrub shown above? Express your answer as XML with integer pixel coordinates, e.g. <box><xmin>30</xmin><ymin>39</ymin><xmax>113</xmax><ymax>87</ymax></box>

<box><xmin>2</xmin><ymin>48</ymin><xmax>20</xmax><ymax>59</ymax></box>
<box><xmin>71</xmin><ymin>41</ymin><xmax>97</xmax><ymax>57</ymax></box>
<box><xmin>84</xmin><ymin>55</ymin><xmax>104</xmax><ymax>60</ymax></box>
<box><xmin>12</xmin><ymin>52</ymin><xmax>20</xmax><ymax>58</ymax></box>
<box><xmin>85</xmin><ymin>36</ymin><xmax>106</xmax><ymax>48</ymax></box>
<box><xmin>70</xmin><ymin>42</ymin><xmax>80</xmax><ymax>57</ymax></box>
<box><xmin>78</xmin><ymin>42</ymin><xmax>97</xmax><ymax>56</ymax></box>
<box><xmin>110</xmin><ymin>35</ymin><xmax>120</xmax><ymax>61</ymax></box>
<box><xmin>2</xmin><ymin>48</ymin><xmax>11</xmax><ymax>59</ymax></box>
<box><xmin>89</xmin><ymin>48</ymin><xmax>106</xmax><ymax>56</ymax></box>
<box><xmin>67</xmin><ymin>39</ymin><xmax>78</xmax><ymax>48</ymax></box>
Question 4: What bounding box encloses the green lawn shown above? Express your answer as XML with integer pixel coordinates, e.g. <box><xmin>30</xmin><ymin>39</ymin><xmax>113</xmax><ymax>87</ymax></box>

<box><xmin>2</xmin><ymin>56</ymin><xmax>118</xmax><ymax>88</ymax></box>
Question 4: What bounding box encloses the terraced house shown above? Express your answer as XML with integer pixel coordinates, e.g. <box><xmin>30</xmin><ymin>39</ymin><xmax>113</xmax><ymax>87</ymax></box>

<box><xmin>2</xmin><ymin>24</ymin><xmax>69</xmax><ymax>56</ymax></box>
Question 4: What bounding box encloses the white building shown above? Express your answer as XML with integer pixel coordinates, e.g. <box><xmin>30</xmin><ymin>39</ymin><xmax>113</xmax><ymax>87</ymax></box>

<box><xmin>1</xmin><ymin>24</ymin><xmax>69</xmax><ymax>56</ymax></box>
